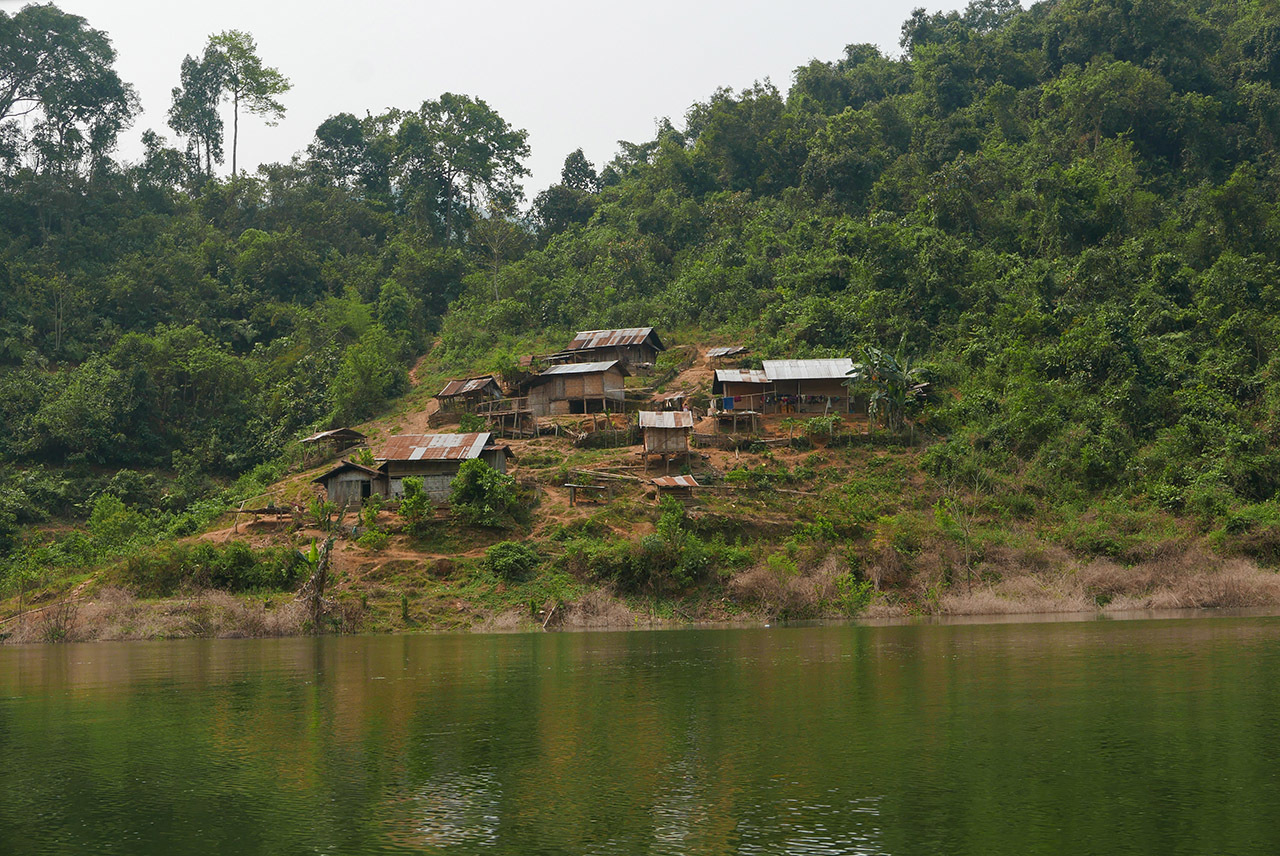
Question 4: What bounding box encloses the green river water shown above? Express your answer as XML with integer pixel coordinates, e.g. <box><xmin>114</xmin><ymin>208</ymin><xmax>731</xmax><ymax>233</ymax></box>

<box><xmin>2</xmin><ymin>615</ymin><xmax>1279</xmax><ymax>855</ymax></box>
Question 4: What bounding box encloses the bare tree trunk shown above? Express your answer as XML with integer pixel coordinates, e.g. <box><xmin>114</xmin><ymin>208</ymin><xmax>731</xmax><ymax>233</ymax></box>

<box><xmin>231</xmin><ymin>88</ymin><xmax>239</xmax><ymax>177</ymax></box>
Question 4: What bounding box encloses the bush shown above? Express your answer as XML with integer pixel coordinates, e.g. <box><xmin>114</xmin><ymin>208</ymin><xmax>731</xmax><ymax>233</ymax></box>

<box><xmin>486</xmin><ymin>541</ymin><xmax>541</xmax><ymax>580</ymax></box>
<box><xmin>398</xmin><ymin>478</ymin><xmax>432</xmax><ymax>535</ymax></box>
<box><xmin>450</xmin><ymin>459</ymin><xmax>522</xmax><ymax>527</ymax></box>
<box><xmin>356</xmin><ymin>529</ymin><xmax>389</xmax><ymax>551</ymax></box>
<box><xmin>88</xmin><ymin>494</ymin><xmax>144</xmax><ymax>549</ymax></box>
<box><xmin>116</xmin><ymin>542</ymin><xmax>306</xmax><ymax>596</ymax></box>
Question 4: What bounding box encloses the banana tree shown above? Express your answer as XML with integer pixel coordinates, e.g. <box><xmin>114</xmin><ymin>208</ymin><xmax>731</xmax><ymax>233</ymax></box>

<box><xmin>847</xmin><ymin>343</ymin><xmax>930</xmax><ymax>433</ymax></box>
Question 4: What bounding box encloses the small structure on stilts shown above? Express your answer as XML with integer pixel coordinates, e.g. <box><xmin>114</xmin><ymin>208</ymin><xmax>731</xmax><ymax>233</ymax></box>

<box><xmin>639</xmin><ymin>410</ymin><xmax>695</xmax><ymax>473</ymax></box>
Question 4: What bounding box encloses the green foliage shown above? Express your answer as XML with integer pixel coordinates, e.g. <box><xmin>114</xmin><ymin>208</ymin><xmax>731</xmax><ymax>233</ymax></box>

<box><xmin>308</xmin><ymin>496</ymin><xmax>336</xmax><ymax>531</ymax></box>
<box><xmin>356</xmin><ymin>529</ymin><xmax>389</xmax><ymax>551</ymax></box>
<box><xmin>449</xmin><ymin>459</ymin><xmax>521</xmax><ymax>528</ymax></box>
<box><xmin>9</xmin><ymin>0</ymin><xmax>1280</xmax><ymax>575</ymax></box>
<box><xmin>555</xmin><ymin>498</ymin><xmax>737</xmax><ymax>594</ymax></box>
<box><xmin>834</xmin><ymin>573</ymin><xmax>874</xmax><ymax>614</ymax></box>
<box><xmin>458</xmin><ymin>412</ymin><xmax>485</xmax><ymax>432</ymax></box>
<box><xmin>115</xmin><ymin>541</ymin><xmax>305</xmax><ymax>597</ymax></box>
<box><xmin>485</xmin><ymin>541</ymin><xmax>541</xmax><ymax>581</ymax></box>
<box><xmin>358</xmin><ymin>493</ymin><xmax>383</xmax><ymax>529</ymax></box>
<box><xmin>88</xmin><ymin>494</ymin><xmax>144</xmax><ymax>548</ymax></box>
<box><xmin>397</xmin><ymin>478</ymin><xmax>432</xmax><ymax>535</ymax></box>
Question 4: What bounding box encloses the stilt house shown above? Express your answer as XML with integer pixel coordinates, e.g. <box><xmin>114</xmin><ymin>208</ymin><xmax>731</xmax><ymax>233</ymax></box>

<box><xmin>435</xmin><ymin>375</ymin><xmax>503</xmax><ymax>412</ymax></box>
<box><xmin>551</xmin><ymin>327</ymin><xmax>665</xmax><ymax>371</ymax></box>
<box><xmin>762</xmin><ymin>359</ymin><xmax>858</xmax><ymax>413</ymax></box>
<box><xmin>640</xmin><ymin>410</ymin><xmax>695</xmax><ymax>458</ymax></box>
<box><xmin>524</xmin><ymin>361</ymin><xmax>629</xmax><ymax>416</ymax></box>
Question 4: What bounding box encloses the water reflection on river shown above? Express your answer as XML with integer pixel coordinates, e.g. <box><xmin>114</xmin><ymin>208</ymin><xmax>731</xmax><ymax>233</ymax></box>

<box><xmin>2</xmin><ymin>616</ymin><xmax>1280</xmax><ymax>855</ymax></box>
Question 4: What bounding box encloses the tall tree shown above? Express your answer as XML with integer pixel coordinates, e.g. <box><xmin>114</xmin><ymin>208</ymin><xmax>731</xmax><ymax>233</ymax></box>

<box><xmin>0</xmin><ymin>3</ymin><xmax>137</xmax><ymax>175</ymax></box>
<box><xmin>167</xmin><ymin>47</ymin><xmax>225</xmax><ymax>179</ymax></box>
<box><xmin>205</xmin><ymin>30</ymin><xmax>290</xmax><ymax>177</ymax></box>
<box><xmin>395</xmin><ymin>93</ymin><xmax>530</xmax><ymax>242</ymax></box>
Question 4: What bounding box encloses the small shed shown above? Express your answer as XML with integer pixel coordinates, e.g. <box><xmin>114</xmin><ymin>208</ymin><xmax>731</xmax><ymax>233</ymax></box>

<box><xmin>525</xmin><ymin>360</ymin><xmax>629</xmax><ymax>416</ymax></box>
<box><xmin>706</xmin><ymin>346</ymin><xmax>747</xmax><ymax>360</ymax></box>
<box><xmin>312</xmin><ymin>461</ymin><xmax>388</xmax><ymax>506</ymax></box>
<box><xmin>435</xmin><ymin>375</ymin><xmax>503</xmax><ymax>412</ymax></box>
<box><xmin>652</xmin><ymin>474</ymin><xmax>699</xmax><ymax>503</ymax></box>
<box><xmin>640</xmin><ymin>410</ymin><xmax>695</xmax><ymax>471</ymax></box>
<box><xmin>560</xmin><ymin>327</ymin><xmax>665</xmax><ymax>370</ymax></box>
<box><xmin>377</xmin><ymin>432</ymin><xmax>510</xmax><ymax>503</ymax></box>
<box><xmin>301</xmin><ymin>427</ymin><xmax>367</xmax><ymax>454</ymax></box>
<box><xmin>763</xmin><ymin>359</ymin><xmax>857</xmax><ymax>413</ymax></box>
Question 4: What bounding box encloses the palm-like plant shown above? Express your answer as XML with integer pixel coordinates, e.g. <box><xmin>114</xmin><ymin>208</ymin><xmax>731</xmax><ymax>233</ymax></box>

<box><xmin>848</xmin><ymin>343</ymin><xmax>930</xmax><ymax>433</ymax></box>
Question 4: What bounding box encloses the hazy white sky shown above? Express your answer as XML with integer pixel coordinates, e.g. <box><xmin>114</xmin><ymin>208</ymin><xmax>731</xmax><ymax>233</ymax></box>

<box><xmin>44</xmin><ymin>0</ymin><xmax>968</xmax><ymax>194</ymax></box>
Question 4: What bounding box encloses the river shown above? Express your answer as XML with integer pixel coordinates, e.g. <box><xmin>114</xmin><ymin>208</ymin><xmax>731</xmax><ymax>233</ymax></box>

<box><xmin>2</xmin><ymin>616</ymin><xmax>1279</xmax><ymax>854</ymax></box>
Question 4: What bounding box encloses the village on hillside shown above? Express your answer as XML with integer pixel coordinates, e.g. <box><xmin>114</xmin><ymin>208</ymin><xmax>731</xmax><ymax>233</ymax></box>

<box><xmin>307</xmin><ymin>327</ymin><xmax>879</xmax><ymax>512</ymax></box>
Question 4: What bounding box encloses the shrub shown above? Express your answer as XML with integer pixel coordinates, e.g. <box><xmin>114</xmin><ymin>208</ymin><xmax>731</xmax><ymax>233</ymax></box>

<box><xmin>88</xmin><ymin>494</ymin><xmax>144</xmax><ymax>549</ymax></box>
<box><xmin>398</xmin><ymin>478</ymin><xmax>432</xmax><ymax>535</ymax></box>
<box><xmin>357</xmin><ymin>529</ymin><xmax>389</xmax><ymax>551</ymax></box>
<box><xmin>116</xmin><ymin>542</ymin><xmax>306</xmax><ymax>596</ymax></box>
<box><xmin>486</xmin><ymin>541</ymin><xmax>541</xmax><ymax>580</ymax></box>
<box><xmin>459</xmin><ymin>412</ymin><xmax>486</xmax><ymax>432</ymax></box>
<box><xmin>835</xmin><ymin>574</ymin><xmax>874</xmax><ymax>614</ymax></box>
<box><xmin>359</xmin><ymin>493</ymin><xmax>384</xmax><ymax>529</ymax></box>
<box><xmin>450</xmin><ymin>459</ymin><xmax>521</xmax><ymax>527</ymax></box>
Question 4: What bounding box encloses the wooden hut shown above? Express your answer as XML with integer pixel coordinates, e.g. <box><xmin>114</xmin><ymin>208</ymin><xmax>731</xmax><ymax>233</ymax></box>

<box><xmin>762</xmin><ymin>359</ymin><xmax>857</xmax><ymax>413</ymax></box>
<box><xmin>551</xmin><ymin>327</ymin><xmax>666</xmax><ymax>371</ymax></box>
<box><xmin>377</xmin><ymin>432</ymin><xmax>510</xmax><ymax>503</ymax></box>
<box><xmin>525</xmin><ymin>361</ymin><xmax>629</xmax><ymax>416</ymax></box>
<box><xmin>640</xmin><ymin>410</ymin><xmax>694</xmax><ymax>471</ymax></box>
<box><xmin>435</xmin><ymin>375</ymin><xmax>503</xmax><ymax>413</ymax></box>
<box><xmin>312</xmin><ymin>461</ymin><xmax>388</xmax><ymax>506</ymax></box>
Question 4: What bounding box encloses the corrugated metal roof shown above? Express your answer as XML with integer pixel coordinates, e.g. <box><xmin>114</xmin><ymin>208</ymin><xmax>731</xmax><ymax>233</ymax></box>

<box><xmin>566</xmin><ymin>327</ymin><xmax>664</xmax><ymax>351</ymax></box>
<box><xmin>538</xmin><ymin>360</ymin><xmax>625</xmax><ymax>377</ymax></box>
<box><xmin>652</xmin><ymin>391</ymin><xmax>687</xmax><ymax>403</ymax></box>
<box><xmin>762</xmin><ymin>359</ymin><xmax>855</xmax><ymax>381</ymax></box>
<box><xmin>437</xmin><ymin>375</ymin><xmax>501</xmax><ymax>398</ymax></box>
<box><xmin>378</xmin><ymin>432</ymin><xmax>491</xmax><ymax>462</ymax></box>
<box><xmin>640</xmin><ymin>411</ymin><xmax>695</xmax><ymax>429</ymax></box>
<box><xmin>301</xmin><ymin>427</ymin><xmax>367</xmax><ymax>444</ymax></box>
<box><xmin>714</xmin><ymin>368</ymin><xmax>770</xmax><ymax>384</ymax></box>
<box><xmin>311</xmin><ymin>460</ymin><xmax>384</xmax><ymax>483</ymax></box>
<box><xmin>652</xmin><ymin>475</ymin><xmax>699</xmax><ymax>488</ymax></box>
<box><xmin>706</xmin><ymin>346</ymin><xmax>747</xmax><ymax>358</ymax></box>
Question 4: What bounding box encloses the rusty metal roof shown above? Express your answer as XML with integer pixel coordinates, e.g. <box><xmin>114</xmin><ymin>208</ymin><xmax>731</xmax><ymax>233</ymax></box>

<box><xmin>437</xmin><ymin>375</ymin><xmax>501</xmax><ymax>398</ymax></box>
<box><xmin>652</xmin><ymin>475</ymin><xmax>699</xmax><ymax>488</ymax></box>
<box><xmin>378</xmin><ymin>433</ymin><xmax>491</xmax><ymax>462</ymax></box>
<box><xmin>640</xmin><ymin>411</ymin><xmax>695</xmax><ymax>429</ymax></box>
<box><xmin>566</xmin><ymin>327</ymin><xmax>665</xmax><ymax>352</ymax></box>
<box><xmin>762</xmin><ymin>359</ymin><xmax>855</xmax><ymax>381</ymax></box>
<box><xmin>538</xmin><ymin>360</ymin><xmax>627</xmax><ymax>377</ymax></box>
<box><xmin>706</xmin><ymin>346</ymin><xmax>747</xmax><ymax>358</ymax></box>
<box><xmin>714</xmin><ymin>368</ymin><xmax>770</xmax><ymax>384</ymax></box>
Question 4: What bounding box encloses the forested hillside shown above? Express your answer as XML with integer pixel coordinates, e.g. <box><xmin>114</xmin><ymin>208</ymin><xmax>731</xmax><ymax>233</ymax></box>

<box><xmin>5</xmin><ymin>0</ymin><xmax>1280</xmax><ymax>593</ymax></box>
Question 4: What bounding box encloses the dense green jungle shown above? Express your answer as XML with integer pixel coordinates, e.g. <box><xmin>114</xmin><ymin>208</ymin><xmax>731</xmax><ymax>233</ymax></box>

<box><xmin>6</xmin><ymin>0</ymin><xmax>1280</xmax><ymax>630</ymax></box>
